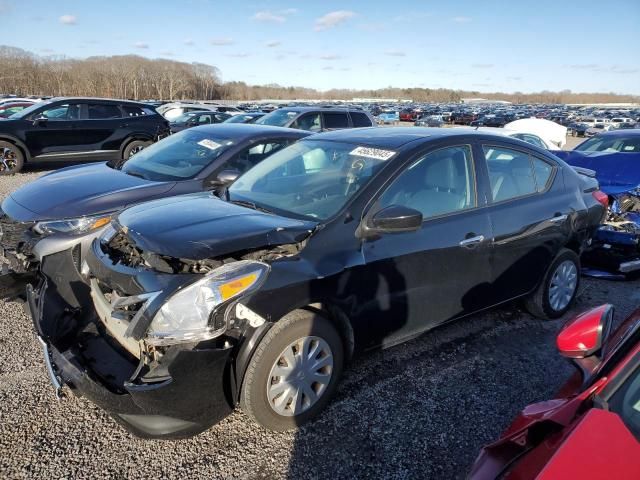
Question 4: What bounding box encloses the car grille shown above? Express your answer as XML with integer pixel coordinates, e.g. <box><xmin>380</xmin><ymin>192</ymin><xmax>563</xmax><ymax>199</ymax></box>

<box><xmin>0</xmin><ymin>211</ymin><xmax>33</xmax><ymax>251</ymax></box>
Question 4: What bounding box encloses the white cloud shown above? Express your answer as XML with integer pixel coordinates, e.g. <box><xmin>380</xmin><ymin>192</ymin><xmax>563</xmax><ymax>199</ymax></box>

<box><xmin>265</xmin><ymin>41</ymin><xmax>281</xmax><ymax>48</ymax></box>
<box><xmin>314</xmin><ymin>10</ymin><xmax>355</xmax><ymax>31</ymax></box>
<box><xmin>160</xmin><ymin>51</ymin><xmax>175</xmax><ymax>57</ymax></box>
<box><xmin>472</xmin><ymin>63</ymin><xmax>494</xmax><ymax>68</ymax></box>
<box><xmin>134</xmin><ymin>42</ymin><xmax>149</xmax><ymax>49</ymax></box>
<box><xmin>184</xmin><ymin>38</ymin><xmax>195</xmax><ymax>46</ymax></box>
<box><xmin>225</xmin><ymin>53</ymin><xmax>251</xmax><ymax>58</ymax></box>
<box><xmin>280</xmin><ymin>8</ymin><xmax>298</xmax><ymax>15</ymax></box>
<box><xmin>252</xmin><ymin>11</ymin><xmax>285</xmax><ymax>23</ymax></box>
<box><xmin>59</xmin><ymin>14</ymin><xmax>77</xmax><ymax>25</ymax></box>
<box><xmin>452</xmin><ymin>16</ymin><xmax>472</xmax><ymax>23</ymax></box>
<box><xmin>211</xmin><ymin>37</ymin><xmax>234</xmax><ymax>46</ymax></box>
<box><xmin>320</xmin><ymin>54</ymin><xmax>341</xmax><ymax>60</ymax></box>
<box><xmin>384</xmin><ymin>49</ymin><xmax>406</xmax><ymax>57</ymax></box>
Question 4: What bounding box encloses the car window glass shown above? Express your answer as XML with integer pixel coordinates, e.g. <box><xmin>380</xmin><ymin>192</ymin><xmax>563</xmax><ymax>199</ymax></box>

<box><xmin>88</xmin><ymin>104</ymin><xmax>122</xmax><ymax>119</ymax></box>
<box><xmin>323</xmin><ymin>112</ymin><xmax>349</xmax><ymax>129</ymax></box>
<box><xmin>123</xmin><ymin>105</ymin><xmax>146</xmax><ymax>117</ymax></box>
<box><xmin>532</xmin><ymin>157</ymin><xmax>553</xmax><ymax>192</ymax></box>
<box><xmin>350</xmin><ymin>112</ymin><xmax>373</xmax><ymax>127</ymax></box>
<box><xmin>292</xmin><ymin>113</ymin><xmax>322</xmax><ymax>132</ymax></box>
<box><xmin>608</xmin><ymin>363</ymin><xmax>640</xmax><ymax>441</ymax></box>
<box><xmin>378</xmin><ymin>145</ymin><xmax>476</xmax><ymax>220</ymax></box>
<box><xmin>196</xmin><ymin>114</ymin><xmax>212</xmax><ymax>124</ymax></box>
<box><xmin>225</xmin><ymin>141</ymin><xmax>289</xmax><ymax>175</ymax></box>
<box><xmin>483</xmin><ymin>146</ymin><xmax>537</xmax><ymax>202</ymax></box>
<box><xmin>39</xmin><ymin>103</ymin><xmax>81</xmax><ymax>120</ymax></box>
<box><xmin>163</xmin><ymin>108</ymin><xmax>184</xmax><ymax>120</ymax></box>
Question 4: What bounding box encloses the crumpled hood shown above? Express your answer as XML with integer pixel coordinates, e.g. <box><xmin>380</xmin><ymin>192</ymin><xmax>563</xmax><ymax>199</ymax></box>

<box><xmin>116</xmin><ymin>192</ymin><xmax>318</xmax><ymax>260</ymax></box>
<box><xmin>555</xmin><ymin>150</ymin><xmax>640</xmax><ymax>195</ymax></box>
<box><xmin>9</xmin><ymin>162</ymin><xmax>176</xmax><ymax>220</ymax></box>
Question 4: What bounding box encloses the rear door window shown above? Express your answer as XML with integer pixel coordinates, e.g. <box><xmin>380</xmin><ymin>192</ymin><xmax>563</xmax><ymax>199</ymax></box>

<box><xmin>350</xmin><ymin>111</ymin><xmax>373</xmax><ymax>127</ymax></box>
<box><xmin>123</xmin><ymin>105</ymin><xmax>147</xmax><ymax>117</ymax></box>
<box><xmin>483</xmin><ymin>146</ymin><xmax>554</xmax><ymax>202</ymax></box>
<box><xmin>291</xmin><ymin>113</ymin><xmax>322</xmax><ymax>132</ymax></box>
<box><xmin>323</xmin><ymin>112</ymin><xmax>349</xmax><ymax>129</ymax></box>
<box><xmin>88</xmin><ymin>104</ymin><xmax>122</xmax><ymax>119</ymax></box>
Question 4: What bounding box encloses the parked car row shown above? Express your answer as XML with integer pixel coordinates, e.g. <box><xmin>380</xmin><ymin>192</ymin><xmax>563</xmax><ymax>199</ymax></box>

<box><xmin>1</xmin><ymin>124</ymin><xmax>608</xmax><ymax>441</ymax></box>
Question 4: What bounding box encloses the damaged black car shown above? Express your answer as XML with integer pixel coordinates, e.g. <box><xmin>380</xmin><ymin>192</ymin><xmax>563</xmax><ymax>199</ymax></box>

<box><xmin>30</xmin><ymin>128</ymin><xmax>606</xmax><ymax>438</ymax></box>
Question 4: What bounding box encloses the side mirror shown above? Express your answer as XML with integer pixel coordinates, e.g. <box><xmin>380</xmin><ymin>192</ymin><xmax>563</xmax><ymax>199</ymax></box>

<box><xmin>211</xmin><ymin>169</ymin><xmax>241</xmax><ymax>187</ymax></box>
<box><xmin>32</xmin><ymin>115</ymin><xmax>47</xmax><ymax>126</ymax></box>
<box><xmin>556</xmin><ymin>304</ymin><xmax>614</xmax><ymax>359</ymax></box>
<box><xmin>367</xmin><ymin>205</ymin><xmax>423</xmax><ymax>234</ymax></box>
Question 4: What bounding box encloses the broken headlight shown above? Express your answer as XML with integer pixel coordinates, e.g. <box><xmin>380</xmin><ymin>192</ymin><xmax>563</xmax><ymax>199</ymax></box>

<box><xmin>34</xmin><ymin>214</ymin><xmax>113</xmax><ymax>236</ymax></box>
<box><xmin>146</xmin><ymin>260</ymin><xmax>269</xmax><ymax>346</ymax></box>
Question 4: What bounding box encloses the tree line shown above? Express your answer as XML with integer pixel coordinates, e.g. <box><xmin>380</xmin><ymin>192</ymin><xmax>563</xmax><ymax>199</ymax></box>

<box><xmin>0</xmin><ymin>45</ymin><xmax>637</xmax><ymax>104</ymax></box>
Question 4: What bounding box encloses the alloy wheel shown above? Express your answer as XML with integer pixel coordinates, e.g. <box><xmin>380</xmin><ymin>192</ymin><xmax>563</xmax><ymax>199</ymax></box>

<box><xmin>0</xmin><ymin>147</ymin><xmax>18</xmax><ymax>173</ymax></box>
<box><xmin>549</xmin><ymin>260</ymin><xmax>578</xmax><ymax>311</ymax></box>
<box><xmin>267</xmin><ymin>336</ymin><xmax>334</xmax><ymax>417</ymax></box>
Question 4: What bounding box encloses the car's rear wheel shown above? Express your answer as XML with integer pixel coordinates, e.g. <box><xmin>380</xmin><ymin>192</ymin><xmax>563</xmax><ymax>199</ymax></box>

<box><xmin>240</xmin><ymin>309</ymin><xmax>343</xmax><ymax>431</ymax></box>
<box><xmin>524</xmin><ymin>248</ymin><xmax>580</xmax><ymax>319</ymax></box>
<box><xmin>0</xmin><ymin>141</ymin><xmax>24</xmax><ymax>175</ymax></box>
<box><xmin>122</xmin><ymin>140</ymin><xmax>152</xmax><ymax>160</ymax></box>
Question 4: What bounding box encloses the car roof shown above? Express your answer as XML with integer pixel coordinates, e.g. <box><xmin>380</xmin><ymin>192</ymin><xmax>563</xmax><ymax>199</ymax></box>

<box><xmin>306</xmin><ymin>127</ymin><xmax>512</xmax><ymax>149</ymax></box>
<box><xmin>595</xmin><ymin>128</ymin><xmax>640</xmax><ymax>137</ymax></box>
<box><xmin>275</xmin><ymin>107</ymin><xmax>367</xmax><ymax>113</ymax></box>
<box><xmin>43</xmin><ymin>97</ymin><xmax>150</xmax><ymax>107</ymax></box>
<box><xmin>190</xmin><ymin>123</ymin><xmax>312</xmax><ymax>140</ymax></box>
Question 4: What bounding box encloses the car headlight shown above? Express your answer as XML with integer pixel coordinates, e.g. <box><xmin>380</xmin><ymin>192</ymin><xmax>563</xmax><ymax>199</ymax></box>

<box><xmin>34</xmin><ymin>214</ymin><xmax>113</xmax><ymax>235</ymax></box>
<box><xmin>146</xmin><ymin>260</ymin><xmax>270</xmax><ymax>346</ymax></box>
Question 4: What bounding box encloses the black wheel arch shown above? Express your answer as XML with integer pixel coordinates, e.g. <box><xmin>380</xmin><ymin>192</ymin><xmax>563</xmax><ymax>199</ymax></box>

<box><xmin>229</xmin><ymin>298</ymin><xmax>355</xmax><ymax>403</ymax></box>
<box><xmin>0</xmin><ymin>135</ymin><xmax>31</xmax><ymax>161</ymax></box>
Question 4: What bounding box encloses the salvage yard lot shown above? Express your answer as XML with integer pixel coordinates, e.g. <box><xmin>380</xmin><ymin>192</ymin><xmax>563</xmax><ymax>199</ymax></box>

<box><xmin>1</xmin><ymin>138</ymin><xmax>636</xmax><ymax>479</ymax></box>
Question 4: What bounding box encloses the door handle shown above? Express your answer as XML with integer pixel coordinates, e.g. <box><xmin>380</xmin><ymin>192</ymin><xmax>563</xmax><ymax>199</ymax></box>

<box><xmin>549</xmin><ymin>214</ymin><xmax>568</xmax><ymax>223</ymax></box>
<box><xmin>459</xmin><ymin>235</ymin><xmax>485</xmax><ymax>247</ymax></box>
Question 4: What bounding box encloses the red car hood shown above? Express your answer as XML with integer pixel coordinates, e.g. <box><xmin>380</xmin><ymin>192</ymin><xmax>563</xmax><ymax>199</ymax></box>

<box><xmin>534</xmin><ymin>408</ymin><xmax>640</xmax><ymax>479</ymax></box>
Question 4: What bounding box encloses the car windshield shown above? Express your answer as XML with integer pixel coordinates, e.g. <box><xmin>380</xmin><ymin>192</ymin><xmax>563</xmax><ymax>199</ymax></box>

<box><xmin>225</xmin><ymin>114</ymin><xmax>258</xmax><ymax>123</ymax></box>
<box><xmin>575</xmin><ymin>135</ymin><xmax>640</xmax><ymax>153</ymax></box>
<box><xmin>229</xmin><ymin>140</ymin><xmax>394</xmax><ymax>220</ymax></box>
<box><xmin>171</xmin><ymin>112</ymin><xmax>199</xmax><ymax>123</ymax></box>
<box><xmin>119</xmin><ymin>129</ymin><xmax>233</xmax><ymax>181</ymax></box>
<box><xmin>254</xmin><ymin>109</ymin><xmax>298</xmax><ymax>127</ymax></box>
<box><xmin>8</xmin><ymin>100</ymin><xmax>52</xmax><ymax>119</ymax></box>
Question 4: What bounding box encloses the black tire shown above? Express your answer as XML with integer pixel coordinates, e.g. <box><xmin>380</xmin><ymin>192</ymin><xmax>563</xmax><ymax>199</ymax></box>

<box><xmin>524</xmin><ymin>248</ymin><xmax>580</xmax><ymax>320</ymax></box>
<box><xmin>122</xmin><ymin>140</ymin><xmax>152</xmax><ymax>160</ymax></box>
<box><xmin>0</xmin><ymin>140</ymin><xmax>24</xmax><ymax>175</ymax></box>
<box><xmin>240</xmin><ymin>309</ymin><xmax>344</xmax><ymax>431</ymax></box>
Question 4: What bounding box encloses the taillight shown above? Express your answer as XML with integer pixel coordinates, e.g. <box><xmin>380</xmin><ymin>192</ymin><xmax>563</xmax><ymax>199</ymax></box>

<box><xmin>592</xmin><ymin>190</ymin><xmax>609</xmax><ymax>208</ymax></box>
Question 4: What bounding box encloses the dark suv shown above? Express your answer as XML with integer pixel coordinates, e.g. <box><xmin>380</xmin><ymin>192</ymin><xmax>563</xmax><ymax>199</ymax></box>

<box><xmin>0</xmin><ymin>97</ymin><xmax>170</xmax><ymax>174</ymax></box>
<box><xmin>254</xmin><ymin>107</ymin><xmax>375</xmax><ymax>132</ymax></box>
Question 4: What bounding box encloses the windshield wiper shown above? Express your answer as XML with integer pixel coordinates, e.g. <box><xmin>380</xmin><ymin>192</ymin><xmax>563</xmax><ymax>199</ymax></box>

<box><xmin>230</xmin><ymin>199</ymin><xmax>273</xmax><ymax>214</ymax></box>
<box><xmin>124</xmin><ymin>170</ymin><xmax>147</xmax><ymax>180</ymax></box>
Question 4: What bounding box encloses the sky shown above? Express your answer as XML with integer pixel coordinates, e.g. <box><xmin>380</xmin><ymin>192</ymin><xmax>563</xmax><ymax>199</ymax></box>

<box><xmin>1</xmin><ymin>0</ymin><xmax>639</xmax><ymax>94</ymax></box>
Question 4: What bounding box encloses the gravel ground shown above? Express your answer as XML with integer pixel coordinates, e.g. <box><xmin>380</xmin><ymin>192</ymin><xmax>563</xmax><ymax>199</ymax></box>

<box><xmin>1</xmin><ymin>146</ymin><xmax>637</xmax><ymax>479</ymax></box>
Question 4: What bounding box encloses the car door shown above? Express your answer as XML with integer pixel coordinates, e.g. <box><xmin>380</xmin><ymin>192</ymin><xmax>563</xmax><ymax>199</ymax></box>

<box><xmin>25</xmin><ymin>102</ymin><xmax>84</xmax><ymax>158</ymax></box>
<box><xmin>357</xmin><ymin>144</ymin><xmax>493</xmax><ymax>348</ymax></box>
<box><xmin>322</xmin><ymin>112</ymin><xmax>350</xmax><ymax>131</ymax></box>
<box><xmin>77</xmin><ymin>103</ymin><xmax>127</xmax><ymax>155</ymax></box>
<box><xmin>477</xmin><ymin>143</ymin><xmax>572</xmax><ymax>304</ymax></box>
<box><xmin>290</xmin><ymin>113</ymin><xmax>322</xmax><ymax>132</ymax></box>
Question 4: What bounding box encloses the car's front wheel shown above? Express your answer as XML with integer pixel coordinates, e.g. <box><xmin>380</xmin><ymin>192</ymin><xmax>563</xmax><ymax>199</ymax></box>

<box><xmin>524</xmin><ymin>248</ymin><xmax>580</xmax><ymax>319</ymax></box>
<box><xmin>240</xmin><ymin>309</ymin><xmax>344</xmax><ymax>431</ymax></box>
<box><xmin>0</xmin><ymin>141</ymin><xmax>24</xmax><ymax>175</ymax></box>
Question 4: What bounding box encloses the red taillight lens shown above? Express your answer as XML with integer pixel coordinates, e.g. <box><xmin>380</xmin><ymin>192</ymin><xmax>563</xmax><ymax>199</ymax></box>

<box><xmin>592</xmin><ymin>190</ymin><xmax>609</xmax><ymax>208</ymax></box>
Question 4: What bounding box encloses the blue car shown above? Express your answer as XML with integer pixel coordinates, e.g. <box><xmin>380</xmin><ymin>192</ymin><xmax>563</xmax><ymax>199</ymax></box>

<box><xmin>556</xmin><ymin>129</ymin><xmax>640</xmax><ymax>277</ymax></box>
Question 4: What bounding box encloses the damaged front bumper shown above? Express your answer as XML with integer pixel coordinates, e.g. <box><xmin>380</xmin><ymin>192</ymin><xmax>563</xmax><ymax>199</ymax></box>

<box><xmin>29</xmin><ymin>247</ymin><xmax>236</xmax><ymax>439</ymax></box>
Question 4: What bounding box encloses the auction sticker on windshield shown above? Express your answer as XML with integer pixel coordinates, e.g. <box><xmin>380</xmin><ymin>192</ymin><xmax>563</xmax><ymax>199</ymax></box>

<box><xmin>350</xmin><ymin>146</ymin><xmax>396</xmax><ymax>161</ymax></box>
<box><xmin>198</xmin><ymin>139</ymin><xmax>222</xmax><ymax>150</ymax></box>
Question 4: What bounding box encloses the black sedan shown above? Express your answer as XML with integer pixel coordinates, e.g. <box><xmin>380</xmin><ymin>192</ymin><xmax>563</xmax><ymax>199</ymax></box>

<box><xmin>169</xmin><ymin>111</ymin><xmax>231</xmax><ymax>133</ymax></box>
<box><xmin>31</xmin><ymin>128</ymin><xmax>606</xmax><ymax>438</ymax></box>
<box><xmin>0</xmin><ymin>124</ymin><xmax>309</xmax><ymax>293</ymax></box>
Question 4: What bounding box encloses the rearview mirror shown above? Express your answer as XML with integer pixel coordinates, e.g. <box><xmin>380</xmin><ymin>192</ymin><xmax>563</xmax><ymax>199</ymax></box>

<box><xmin>556</xmin><ymin>304</ymin><xmax>614</xmax><ymax>359</ymax></box>
<box><xmin>32</xmin><ymin>115</ymin><xmax>47</xmax><ymax>126</ymax></box>
<box><xmin>369</xmin><ymin>205</ymin><xmax>423</xmax><ymax>233</ymax></box>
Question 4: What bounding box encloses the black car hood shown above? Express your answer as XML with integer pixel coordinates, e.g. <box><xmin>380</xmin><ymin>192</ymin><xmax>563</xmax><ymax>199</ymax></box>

<box><xmin>116</xmin><ymin>192</ymin><xmax>317</xmax><ymax>260</ymax></box>
<box><xmin>9</xmin><ymin>163</ymin><xmax>176</xmax><ymax>220</ymax></box>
